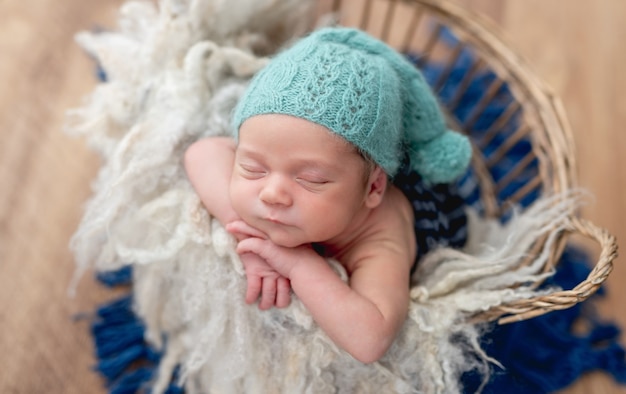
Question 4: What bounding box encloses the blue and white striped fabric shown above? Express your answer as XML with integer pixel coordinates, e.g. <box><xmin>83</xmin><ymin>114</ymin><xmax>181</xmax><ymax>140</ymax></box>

<box><xmin>393</xmin><ymin>168</ymin><xmax>468</xmax><ymax>266</ymax></box>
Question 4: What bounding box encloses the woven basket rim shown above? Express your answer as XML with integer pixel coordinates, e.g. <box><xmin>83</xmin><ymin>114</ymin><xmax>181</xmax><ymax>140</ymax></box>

<box><xmin>324</xmin><ymin>0</ymin><xmax>617</xmax><ymax>324</ymax></box>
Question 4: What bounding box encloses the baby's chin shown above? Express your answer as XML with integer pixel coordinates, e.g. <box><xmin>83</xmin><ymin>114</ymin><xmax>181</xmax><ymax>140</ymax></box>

<box><xmin>266</xmin><ymin>233</ymin><xmax>306</xmax><ymax>249</ymax></box>
<box><xmin>261</xmin><ymin>227</ymin><xmax>313</xmax><ymax>249</ymax></box>
<box><xmin>242</xmin><ymin>215</ymin><xmax>315</xmax><ymax>248</ymax></box>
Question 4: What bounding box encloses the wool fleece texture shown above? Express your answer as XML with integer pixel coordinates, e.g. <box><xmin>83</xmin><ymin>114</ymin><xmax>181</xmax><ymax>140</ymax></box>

<box><xmin>67</xmin><ymin>0</ymin><xmax>581</xmax><ymax>392</ymax></box>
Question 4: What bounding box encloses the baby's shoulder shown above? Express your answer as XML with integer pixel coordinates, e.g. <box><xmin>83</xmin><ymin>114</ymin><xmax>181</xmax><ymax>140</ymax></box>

<box><xmin>380</xmin><ymin>184</ymin><xmax>414</xmax><ymax>222</ymax></box>
<box><xmin>364</xmin><ymin>184</ymin><xmax>414</xmax><ymax>242</ymax></box>
<box><xmin>342</xmin><ymin>185</ymin><xmax>416</xmax><ymax>273</ymax></box>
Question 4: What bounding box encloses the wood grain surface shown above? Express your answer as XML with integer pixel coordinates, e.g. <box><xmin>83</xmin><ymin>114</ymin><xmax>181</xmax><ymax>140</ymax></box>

<box><xmin>0</xmin><ymin>0</ymin><xmax>623</xmax><ymax>393</ymax></box>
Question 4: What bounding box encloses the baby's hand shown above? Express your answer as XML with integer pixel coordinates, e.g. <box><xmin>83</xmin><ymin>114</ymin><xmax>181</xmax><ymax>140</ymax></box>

<box><xmin>236</xmin><ymin>237</ymin><xmax>319</xmax><ymax>279</ymax></box>
<box><xmin>239</xmin><ymin>252</ymin><xmax>291</xmax><ymax>310</ymax></box>
<box><xmin>226</xmin><ymin>220</ymin><xmax>291</xmax><ymax>309</ymax></box>
<box><xmin>226</xmin><ymin>220</ymin><xmax>267</xmax><ymax>241</ymax></box>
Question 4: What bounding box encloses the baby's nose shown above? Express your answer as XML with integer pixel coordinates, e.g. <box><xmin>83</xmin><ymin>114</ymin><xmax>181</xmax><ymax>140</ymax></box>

<box><xmin>259</xmin><ymin>175</ymin><xmax>292</xmax><ymax>206</ymax></box>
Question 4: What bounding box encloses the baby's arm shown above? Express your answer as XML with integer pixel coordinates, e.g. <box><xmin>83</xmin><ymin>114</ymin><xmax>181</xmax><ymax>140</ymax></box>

<box><xmin>236</xmin><ymin>236</ymin><xmax>412</xmax><ymax>363</ymax></box>
<box><xmin>295</xmin><ymin>246</ymin><xmax>410</xmax><ymax>363</ymax></box>
<box><xmin>184</xmin><ymin>138</ymin><xmax>291</xmax><ymax>309</ymax></box>
<box><xmin>184</xmin><ymin>137</ymin><xmax>240</xmax><ymax>227</ymax></box>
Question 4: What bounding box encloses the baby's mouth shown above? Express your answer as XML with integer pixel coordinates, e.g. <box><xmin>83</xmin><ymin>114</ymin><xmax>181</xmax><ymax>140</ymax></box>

<box><xmin>266</xmin><ymin>216</ymin><xmax>286</xmax><ymax>225</ymax></box>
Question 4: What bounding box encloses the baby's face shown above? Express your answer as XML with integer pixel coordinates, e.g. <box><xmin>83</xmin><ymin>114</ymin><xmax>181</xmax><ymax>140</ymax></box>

<box><xmin>230</xmin><ymin>114</ymin><xmax>371</xmax><ymax>248</ymax></box>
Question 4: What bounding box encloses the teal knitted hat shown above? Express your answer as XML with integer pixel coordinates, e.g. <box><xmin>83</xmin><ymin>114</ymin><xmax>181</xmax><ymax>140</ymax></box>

<box><xmin>233</xmin><ymin>27</ymin><xmax>471</xmax><ymax>184</ymax></box>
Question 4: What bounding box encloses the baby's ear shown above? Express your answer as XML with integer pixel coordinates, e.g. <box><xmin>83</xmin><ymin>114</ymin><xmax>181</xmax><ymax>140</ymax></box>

<box><xmin>364</xmin><ymin>166</ymin><xmax>387</xmax><ymax>208</ymax></box>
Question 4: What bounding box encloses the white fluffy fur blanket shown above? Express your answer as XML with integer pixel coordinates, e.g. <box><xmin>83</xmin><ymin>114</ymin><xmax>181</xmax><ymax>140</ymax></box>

<box><xmin>67</xmin><ymin>1</ymin><xmax>579</xmax><ymax>392</ymax></box>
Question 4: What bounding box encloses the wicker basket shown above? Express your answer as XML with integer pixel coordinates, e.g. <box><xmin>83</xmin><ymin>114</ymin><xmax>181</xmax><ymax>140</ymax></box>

<box><xmin>312</xmin><ymin>0</ymin><xmax>617</xmax><ymax>324</ymax></box>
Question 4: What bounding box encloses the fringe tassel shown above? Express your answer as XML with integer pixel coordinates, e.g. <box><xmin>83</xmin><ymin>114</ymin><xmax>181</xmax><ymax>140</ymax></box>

<box><xmin>91</xmin><ymin>287</ymin><xmax>183</xmax><ymax>393</ymax></box>
<box><xmin>96</xmin><ymin>266</ymin><xmax>132</xmax><ymax>287</ymax></box>
<box><xmin>109</xmin><ymin>367</ymin><xmax>153</xmax><ymax>394</ymax></box>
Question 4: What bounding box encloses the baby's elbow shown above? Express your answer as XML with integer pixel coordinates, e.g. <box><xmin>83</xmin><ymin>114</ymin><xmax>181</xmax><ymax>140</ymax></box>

<box><xmin>351</xmin><ymin>350</ymin><xmax>386</xmax><ymax>365</ymax></box>
<box><xmin>184</xmin><ymin>137</ymin><xmax>234</xmax><ymax>171</ymax></box>
<box><xmin>184</xmin><ymin>140</ymin><xmax>203</xmax><ymax>173</ymax></box>
<box><xmin>344</xmin><ymin>312</ymin><xmax>405</xmax><ymax>364</ymax></box>
<box><xmin>347</xmin><ymin>335</ymin><xmax>393</xmax><ymax>364</ymax></box>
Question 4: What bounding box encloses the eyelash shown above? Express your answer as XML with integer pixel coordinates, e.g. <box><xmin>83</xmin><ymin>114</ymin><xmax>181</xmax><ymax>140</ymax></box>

<box><xmin>297</xmin><ymin>178</ymin><xmax>328</xmax><ymax>185</ymax></box>
<box><xmin>239</xmin><ymin>163</ymin><xmax>265</xmax><ymax>177</ymax></box>
<box><xmin>296</xmin><ymin>177</ymin><xmax>330</xmax><ymax>192</ymax></box>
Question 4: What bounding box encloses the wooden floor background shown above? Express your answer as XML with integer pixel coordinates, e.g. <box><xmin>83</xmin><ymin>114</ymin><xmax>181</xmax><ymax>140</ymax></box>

<box><xmin>0</xmin><ymin>0</ymin><xmax>623</xmax><ymax>393</ymax></box>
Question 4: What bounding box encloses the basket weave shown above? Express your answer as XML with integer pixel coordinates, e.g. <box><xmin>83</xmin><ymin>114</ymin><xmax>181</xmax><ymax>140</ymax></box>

<box><xmin>314</xmin><ymin>0</ymin><xmax>617</xmax><ymax>324</ymax></box>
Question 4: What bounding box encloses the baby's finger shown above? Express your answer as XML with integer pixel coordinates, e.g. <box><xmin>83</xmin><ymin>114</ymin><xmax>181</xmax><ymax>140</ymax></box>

<box><xmin>226</xmin><ymin>220</ymin><xmax>267</xmax><ymax>239</ymax></box>
<box><xmin>237</xmin><ymin>238</ymin><xmax>275</xmax><ymax>262</ymax></box>
<box><xmin>245</xmin><ymin>275</ymin><xmax>262</xmax><ymax>305</ymax></box>
<box><xmin>275</xmin><ymin>277</ymin><xmax>291</xmax><ymax>308</ymax></box>
<box><xmin>258</xmin><ymin>277</ymin><xmax>277</xmax><ymax>310</ymax></box>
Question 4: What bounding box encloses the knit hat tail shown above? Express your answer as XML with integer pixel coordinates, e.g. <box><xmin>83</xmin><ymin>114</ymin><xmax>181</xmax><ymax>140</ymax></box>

<box><xmin>314</xmin><ymin>28</ymin><xmax>471</xmax><ymax>183</ymax></box>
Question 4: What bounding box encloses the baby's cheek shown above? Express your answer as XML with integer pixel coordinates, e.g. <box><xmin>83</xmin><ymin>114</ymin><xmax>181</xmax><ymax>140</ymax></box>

<box><xmin>229</xmin><ymin>180</ymin><xmax>247</xmax><ymax>218</ymax></box>
<box><xmin>231</xmin><ymin>180</ymin><xmax>261</xmax><ymax>226</ymax></box>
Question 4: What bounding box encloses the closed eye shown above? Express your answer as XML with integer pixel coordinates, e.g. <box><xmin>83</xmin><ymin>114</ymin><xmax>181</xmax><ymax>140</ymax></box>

<box><xmin>238</xmin><ymin>163</ymin><xmax>266</xmax><ymax>178</ymax></box>
<box><xmin>301</xmin><ymin>178</ymin><xmax>328</xmax><ymax>184</ymax></box>
<box><xmin>296</xmin><ymin>177</ymin><xmax>330</xmax><ymax>190</ymax></box>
